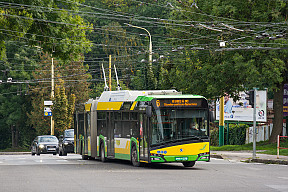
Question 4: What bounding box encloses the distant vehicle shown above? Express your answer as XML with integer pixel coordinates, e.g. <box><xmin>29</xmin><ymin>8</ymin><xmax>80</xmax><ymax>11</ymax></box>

<box><xmin>58</xmin><ymin>129</ymin><xmax>74</xmax><ymax>156</ymax></box>
<box><xmin>31</xmin><ymin>135</ymin><xmax>59</xmax><ymax>156</ymax></box>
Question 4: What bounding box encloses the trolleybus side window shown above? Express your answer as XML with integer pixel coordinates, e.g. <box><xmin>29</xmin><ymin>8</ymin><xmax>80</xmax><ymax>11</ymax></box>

<box><xmin>97</xmin><ymin>112</ymin><xmax>107</xmax><ymax>136</ymax></box>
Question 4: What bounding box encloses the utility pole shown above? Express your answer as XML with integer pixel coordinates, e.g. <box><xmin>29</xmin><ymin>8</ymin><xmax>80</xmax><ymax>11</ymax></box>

<box><xmin>253</xmin><ymin>88</ymin><xmax>257</xmax><ymax>159</ymax></box>
<box><xmin>219</xmin><ymin>96</ymin><xmax>225</xmax><ymax>146</ymax></box>
<box><xmin>51</xmin><ymin>55</ymin><xmax>54</xmax><ymax>135</ymax></box>
<box><xmin>109</xmin><ymin>55</ymin><xmax>112</xmax><ymax>91</ymax></box>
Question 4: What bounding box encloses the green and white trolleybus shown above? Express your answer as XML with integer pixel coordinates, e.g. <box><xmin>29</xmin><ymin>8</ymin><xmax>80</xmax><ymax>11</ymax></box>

<box><xmin>74</xmin><ymin>90</ymin><xmax>210</xmax><ymax>167</ymax></box>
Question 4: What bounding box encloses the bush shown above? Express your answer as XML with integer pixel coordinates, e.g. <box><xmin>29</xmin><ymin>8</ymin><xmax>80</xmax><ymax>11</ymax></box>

<box><xmin>210</xmin><ymin>123</ymin><xmax>248</xmax><ymax>146</ymax></box>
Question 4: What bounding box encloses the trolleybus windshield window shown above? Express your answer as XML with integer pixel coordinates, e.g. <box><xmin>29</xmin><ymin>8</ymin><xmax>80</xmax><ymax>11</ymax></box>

<box><xmin>151</xmin><ymin>109</ymin><xmax>208</xmax><ymax>145</ymax></box>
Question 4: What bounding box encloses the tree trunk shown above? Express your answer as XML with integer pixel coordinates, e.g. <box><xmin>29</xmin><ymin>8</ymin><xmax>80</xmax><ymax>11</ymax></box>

<box><xmin>15</xmin><ymin>125</ymin><xmax>19</xmax><ymax>148</ymax></box>
<box><xmin>269</xmin><ymin>83</ymin><xmax>284</xmax><ymax>143</ymax></box>
<box><xmin>11</xmin><ymin>125</ymin><xmax>15</xmax><ymax>148</ymax></box>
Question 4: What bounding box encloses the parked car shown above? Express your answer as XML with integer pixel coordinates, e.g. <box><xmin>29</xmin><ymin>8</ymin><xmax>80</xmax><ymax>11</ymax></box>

<box><xmin>58</xmin><ymin>129</ymin><xmax>74</xmax><ymax>156</ymax></box>
<box><xmin>31</xmin><ymin>135</ymin><xmax>59</xmax><ymax>156</ymax></box>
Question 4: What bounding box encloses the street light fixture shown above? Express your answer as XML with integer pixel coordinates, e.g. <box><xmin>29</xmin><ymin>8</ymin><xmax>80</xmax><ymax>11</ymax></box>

<box><xmin>125</xmin><ymin>23</ymin><xmax>156</xmax><ymax>89</ymax></box>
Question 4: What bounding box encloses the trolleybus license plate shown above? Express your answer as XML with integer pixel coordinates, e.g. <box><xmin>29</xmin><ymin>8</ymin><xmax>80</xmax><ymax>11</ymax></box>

<box><xmin>175</xmin><ymin>157</ymin><xmax>188</xmax><ymax>161</ymax></box>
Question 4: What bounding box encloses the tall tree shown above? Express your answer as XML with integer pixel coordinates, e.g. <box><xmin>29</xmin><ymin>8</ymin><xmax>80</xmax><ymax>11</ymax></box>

<box><xmin>165</xmin><ymin>0</ymin><xmax>288</xmax><ymax>142</ymax></box>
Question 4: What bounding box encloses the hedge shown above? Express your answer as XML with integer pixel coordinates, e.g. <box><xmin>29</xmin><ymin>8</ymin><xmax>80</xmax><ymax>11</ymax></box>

<box><xmin>210</xmin><ymin>123</ymin><xmax>248</xmax><ymax>146</ymax></box>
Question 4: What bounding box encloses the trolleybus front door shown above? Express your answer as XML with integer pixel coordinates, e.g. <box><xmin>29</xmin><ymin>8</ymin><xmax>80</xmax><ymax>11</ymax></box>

<box><xmin>139</xmin><ymin>114</ymin><xmax>149</xmax><ymax>162</ymax></box>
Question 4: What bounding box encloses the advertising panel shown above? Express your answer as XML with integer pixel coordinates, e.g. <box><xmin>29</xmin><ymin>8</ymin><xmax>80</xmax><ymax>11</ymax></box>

<box><xmin>216</xmin><ymin>90</ymin><xmax>267</xmax><ymax>122</ymax></box>
<box><xmin>283</xmin><ymin>84</ymin><xmax>288</xmax><ymax>116</ymax></box>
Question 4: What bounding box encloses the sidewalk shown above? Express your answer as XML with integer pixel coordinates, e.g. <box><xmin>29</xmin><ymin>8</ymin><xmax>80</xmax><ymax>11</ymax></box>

<box><xmin>211</xmin><ymin>150</ymin><xmax>288</xmax><ymax>165</ymax></box>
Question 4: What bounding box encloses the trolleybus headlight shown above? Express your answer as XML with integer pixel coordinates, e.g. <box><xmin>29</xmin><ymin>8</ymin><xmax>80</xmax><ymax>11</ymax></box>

<box><xmin>39</xmin><ymin>144</ymin><xmax>45</xmax><ymax>149</ymax></box>
<box><xmin>151</xmin><ymin>153</ymin><xmax>161</xmax><ymax>157</ymax></box>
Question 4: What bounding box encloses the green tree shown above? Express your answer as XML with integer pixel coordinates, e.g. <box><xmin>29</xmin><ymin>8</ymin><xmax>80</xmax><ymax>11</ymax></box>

<box><xmin>28</xmin><ymin>53</ymin><xmax>90</xmax><ymax>136</ymax></box>
<box><xmin>0</xmin><ymin>0</ymin><xmax>92</xmax><ymax>61</ymax></box>
<box><xmin>165</xmin><ymin>0</ymin><xmax>288</xmax><ymax>142</ymax></box>
<box><xmin>52</xmin><ymin>79</ymin><xmax>75</xmax><ymax>135</ymax></box>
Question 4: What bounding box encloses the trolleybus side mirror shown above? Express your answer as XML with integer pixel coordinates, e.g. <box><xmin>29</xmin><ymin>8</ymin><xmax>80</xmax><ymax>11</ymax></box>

<box><xmin>146</xmin><ymin>106</ymin><xmax>152</xmax><ymax>117</ymax></box>
<box><xmin>209</xmin><ymin>111</ymin><xmax>215</xmax><ymax>122</ymax></box>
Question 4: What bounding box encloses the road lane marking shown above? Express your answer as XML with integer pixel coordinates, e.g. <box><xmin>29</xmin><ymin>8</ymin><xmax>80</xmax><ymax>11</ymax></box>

<box><xmin>56</xmin><ymin>160</ymin><xmax>68</xmax><ymax>162</ymax></box>
<box><xmin>278</xmin><ymin>177</ymin><xmax>288</xmax><ymax>180</ymax></box>
<box><xmin>267</xmin><ymin>185</ymin><xmax>288</xmax><ymax>192</ymax></box>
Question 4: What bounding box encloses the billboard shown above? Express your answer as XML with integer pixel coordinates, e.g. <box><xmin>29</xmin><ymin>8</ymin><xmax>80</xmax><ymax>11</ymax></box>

<box><xmin>216</xmin><ymin>90</ymin><xmax>267</xmax><ymax>122</ymax></box>
<box><xmin>283</xmin><ymin>84</ymin><xmax>288</xmax><ymax>116</ymax></box>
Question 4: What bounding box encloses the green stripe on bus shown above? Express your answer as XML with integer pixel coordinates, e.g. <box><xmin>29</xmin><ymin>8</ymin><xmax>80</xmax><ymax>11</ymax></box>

<box><xmin>163</xmin><ymin>155</ymin><xmax>198</xmax><ymax>162</ymax></box>
<box><xmin>135</xmin><ymin>96</ymin><xmax>154</xmax><ymax>101</ymax></box>
<box><xmin>115</xmin><ymin>153</ymin><xmax>130</xmax><ymax>160</ymax></box>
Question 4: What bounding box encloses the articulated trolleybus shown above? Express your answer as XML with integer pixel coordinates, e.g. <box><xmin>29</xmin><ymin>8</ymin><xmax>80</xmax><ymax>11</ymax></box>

<box><xmin>74</xmin><ymin>90</ymin><xmax>210</xmax><ymax>167</ymax></box>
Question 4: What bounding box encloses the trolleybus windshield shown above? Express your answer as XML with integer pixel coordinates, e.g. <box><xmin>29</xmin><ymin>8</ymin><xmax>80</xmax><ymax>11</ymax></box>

<box><xmin>151</xmin><ymin>109</ymin><xmax>208</xmax><ymax>145</ymax></box>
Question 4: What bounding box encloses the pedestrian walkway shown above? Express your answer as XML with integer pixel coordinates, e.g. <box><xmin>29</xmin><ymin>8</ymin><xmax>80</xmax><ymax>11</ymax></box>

<box><xmin>211</xmin><ymin>150</ymin><xmax>288</xmax><ymax>165</ymax></box>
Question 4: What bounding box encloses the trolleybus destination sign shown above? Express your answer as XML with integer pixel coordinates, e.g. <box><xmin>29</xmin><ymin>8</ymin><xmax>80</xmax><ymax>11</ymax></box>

<box><xmin>156</xmin><ymin>99</ymin><xmax>203</xmax><ymax>108</ymax></box>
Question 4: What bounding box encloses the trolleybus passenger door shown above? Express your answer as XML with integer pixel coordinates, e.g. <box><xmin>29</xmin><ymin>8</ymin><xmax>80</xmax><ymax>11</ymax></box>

<box><xmin>139</xmin><ymin>113</ymin><xmax>149</xmax><ymax>161</ymax></box>
<box><xmin>107</xmin><ymin>112</ymin><xmax>114</xmax><ymax>156</ymax></box>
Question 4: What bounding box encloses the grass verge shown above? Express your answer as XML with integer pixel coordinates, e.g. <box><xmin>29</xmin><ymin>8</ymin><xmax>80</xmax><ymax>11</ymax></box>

<box><xmin>211</xmin><ymin>140</ymin><xmax>288</xmax><ymax>156</ymax></box>
<box><xmin>0</xmin><ymin>147</ymin><xmax>30</xmax><ymax>152</ymax></box>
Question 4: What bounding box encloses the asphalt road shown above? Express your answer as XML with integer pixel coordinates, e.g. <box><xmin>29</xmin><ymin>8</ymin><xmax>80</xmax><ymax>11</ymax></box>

<box><xmin>0</xmin><ymin>154</ymin><xmax>288</xmax><ymax>192</ymax></box>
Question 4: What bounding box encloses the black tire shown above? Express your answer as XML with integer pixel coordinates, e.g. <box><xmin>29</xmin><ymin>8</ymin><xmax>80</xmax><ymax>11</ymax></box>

<box><xmin>31</xmin><ymin>152</ymin><xmax>35</xmax><ymax>156</ymax></box>
<box><xmin>100</xmin><ymin>143</ymin><xmax>106</xmax><ymax>162</ymax></box>
<box><xmin>36</xmin><ymin>148</ymin><xmax>40</xmax><ymax>156</ymax></box>
<box><xmin>53</xmin><ymin>153</ymin><xmax>57</xmax><ymax>155</ymax></box>
<box><xmin>131</xmin><ymin>145</ymin><xmax>140</xmax><ymax>167</ymax></box>
<box><xmin>182</xmin><ymin>161</ymin><xmax>195</xmax><ymax>167</ymax></box>
<box><xmin>82</xmin><ymin>154</ymin><xmax>88</xmax><ymax>160</ymax></box>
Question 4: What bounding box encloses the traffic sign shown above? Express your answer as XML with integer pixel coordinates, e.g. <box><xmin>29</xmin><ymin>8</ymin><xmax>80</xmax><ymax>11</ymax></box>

<box><xmin>44</xmin><ymin>112</ymin><xmax>52</xmax><ymax>116</ymax></box>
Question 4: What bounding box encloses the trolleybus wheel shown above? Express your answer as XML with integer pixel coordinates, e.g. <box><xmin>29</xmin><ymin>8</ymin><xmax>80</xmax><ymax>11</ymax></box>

<box><xmin>82</xmin><ymin>154</ymin><xmax>88</xmax><ymax>160</ymax></box>
<box><xmin>131</xmin><ymin>146</ymin><xmax>140</xmax><ymax>167</ymax></box>
<box><xmin>182</xmin><ymin>161</ymin><xmax>195</xmax><ymax>167</ymax></box>
<box><xmin>100</xmin><ymin>143</ymin><xmax>106</xmax><ymax>162</ymax></box>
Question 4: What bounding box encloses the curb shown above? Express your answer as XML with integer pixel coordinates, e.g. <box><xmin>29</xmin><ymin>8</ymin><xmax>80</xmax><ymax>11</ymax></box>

<box><xmin>249</xmin><ymin>158</ymin><xmax>288</xmax><ymax>165</ymax></box>
<box><xmin>0</xmin><ymin>152</ymin><xmax>30</xmax><ymax>155</ymax></box>
<box><xmin>210</xmin><ymin>154</ymin><xmax>223</xmax><ymax>159</ymax></box>
<box><xmin>211</xmin><ymin>153</ymin><xmax>288</xmax><ymax>165</ymax></box>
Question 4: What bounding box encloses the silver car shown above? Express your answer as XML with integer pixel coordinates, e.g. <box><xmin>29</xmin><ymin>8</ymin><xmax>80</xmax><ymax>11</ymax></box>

<box><xmin>31</xmin><ymin>135</ymin><xmax>59</xmax><ymax>156</ymax></box>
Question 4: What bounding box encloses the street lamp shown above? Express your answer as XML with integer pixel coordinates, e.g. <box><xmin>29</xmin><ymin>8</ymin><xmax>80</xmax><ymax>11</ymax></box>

<box><xmin>125</xmin><ymin>23</ymin><xmax>155</xmax><ymax>89</ymax></box>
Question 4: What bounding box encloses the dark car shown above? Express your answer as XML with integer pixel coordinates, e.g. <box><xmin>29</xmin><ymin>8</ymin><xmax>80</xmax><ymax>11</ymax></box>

<box><xmin>58</xmin><ymin>129</ymin><xmax>74</xmax><ymax>156</ymax></box>
<box><xmin>31</xmin><ymin>135</ymin><xmax>59</xmax><ymax>156</ymax></box>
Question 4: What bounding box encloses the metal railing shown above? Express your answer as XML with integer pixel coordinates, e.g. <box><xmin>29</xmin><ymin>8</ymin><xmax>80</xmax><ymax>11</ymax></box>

<box><xmin>277</xmin><ymin>135</ymin><xmax>288</xmax><ymax>159</ymax></box>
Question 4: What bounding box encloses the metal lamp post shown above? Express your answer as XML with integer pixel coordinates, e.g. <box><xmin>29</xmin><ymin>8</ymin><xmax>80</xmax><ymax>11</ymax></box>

<box><xmin>126</xmin><ymin>23</ymin><xmax>155</xmax><ymax>89</ymax></box>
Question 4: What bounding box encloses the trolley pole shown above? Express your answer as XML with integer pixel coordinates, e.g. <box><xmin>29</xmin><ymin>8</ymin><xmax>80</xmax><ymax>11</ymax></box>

<box><xmin>219</xmin><ymin>96</ymin><xmax>224</xmax><ymax>146</ymax></box>
<box><xmin>51</xmin><ymin>55</ymin><xmax>54</xmax><ymax>135</ymax></box>
<box><xmin>109</xmin><ymin>55</ymin><xmax>112</xmax><ymax>91</ymax></box>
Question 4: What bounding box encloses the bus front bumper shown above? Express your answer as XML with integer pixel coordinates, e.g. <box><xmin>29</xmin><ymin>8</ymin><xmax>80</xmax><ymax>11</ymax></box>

<box><xmin>150</xmin><ymin>152</ymin><xmax>210</xmax><ymax>163</ymax></box>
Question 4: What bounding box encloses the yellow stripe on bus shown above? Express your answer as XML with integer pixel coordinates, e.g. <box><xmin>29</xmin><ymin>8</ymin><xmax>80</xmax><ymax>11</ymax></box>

<box><xmin>150</xmin><ymin>142</ymin><xmax>209</xmax><ymax>156</ymax></box>
<box><xmin>115</xmin><ymin>147</ymin><xmax>130</xmax><ymax>155</ymax></box>
<box><xmin>97</xmin><ymin>102</ymin><xmax>123</xmax><ymax>110</ymax></box>
<box><xmin>85</xmin><ymin>103</ymin><xmax>91</xmax><ymax>112</ymax></box>
<box><xmin>130</xmin><ymin>101</ymin><xmax>137</xmax><ymax>110</ymax></box>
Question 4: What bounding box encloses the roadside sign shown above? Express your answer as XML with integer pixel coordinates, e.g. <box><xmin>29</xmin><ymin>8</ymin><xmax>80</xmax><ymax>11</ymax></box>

<box><xmin>44</xmin><ymin>112</ymin><xmax>52</xmax><ymax>116</ymax></box>
<box><xmin>44</xmin><ymin>107</ymin><xmax>52</xmax><ymax>116</ymax></box>
<box><xmin>44</xmin><ymin>101</ymin><xmax>53</xmax><ymax>106</ymax></box>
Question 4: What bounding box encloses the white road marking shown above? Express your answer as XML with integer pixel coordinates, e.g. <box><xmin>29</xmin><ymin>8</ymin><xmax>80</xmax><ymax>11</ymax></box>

<box><xmin>56</xmin><ymin>160</ymin><xmax>68</xmax><ymax>162</ymax></box>
<box><xmin>278</xmin><ymin>177</ymin><xmax>288</xmax><ymax>180</ymax></box>
<box><xmin>267</xmin><ymin>185</ymin><xmax>288</xmax><ymax>192</ymax></box>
